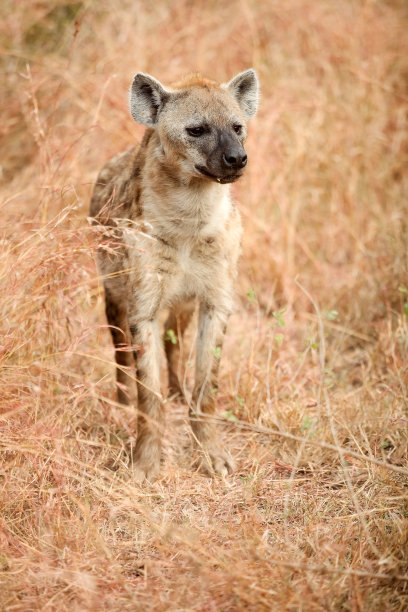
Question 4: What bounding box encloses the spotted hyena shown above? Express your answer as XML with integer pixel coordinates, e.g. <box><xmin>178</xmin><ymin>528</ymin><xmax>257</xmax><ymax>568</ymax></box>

<box><xmin>90</xmin><ymin>69</ymin><xmax>259</xmax><ymax>481</ymax></box>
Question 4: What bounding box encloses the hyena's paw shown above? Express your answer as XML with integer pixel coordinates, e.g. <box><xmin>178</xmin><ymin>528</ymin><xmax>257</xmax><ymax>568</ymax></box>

<box><xmin>132</xmin><ymin>461</ymin><xmax>161</xmax><ymax>483</ymax></box>
<box><xmin>167</xmin><ymin>388</ymin><xmax>185</xmax><ymax>402</ymax></box>
<box><xmin>131</xmin><ymin>439</ymin><xmax>161</xmax><ymax>483</ymax></box>
<box><xmin>196</xmin><ymin>446</ymin><xmax>235</xmax><ymax>477</ymax></box>
<box><xmin>167</xmin><ymin>379</ymin><xmax>187</xmax><ymax>403</ymax></box>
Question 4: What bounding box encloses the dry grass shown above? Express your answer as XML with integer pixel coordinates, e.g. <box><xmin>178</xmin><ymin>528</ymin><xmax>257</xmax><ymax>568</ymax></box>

<box><xmin>1</xmin><ymin>0</ymin><xmax>408</xmax><ymax>610</ymax></box>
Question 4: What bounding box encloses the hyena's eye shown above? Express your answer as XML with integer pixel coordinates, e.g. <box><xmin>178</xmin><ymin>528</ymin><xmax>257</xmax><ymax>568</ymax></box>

<box><xmin>186</xmin><ymin>126</ymin><xmax>205</xmax><ymax>137</ymax></box>
<box><xmin>233</xmin><ymin>124</ymin><xmax>243</xmax><ymax>135</ymax></box>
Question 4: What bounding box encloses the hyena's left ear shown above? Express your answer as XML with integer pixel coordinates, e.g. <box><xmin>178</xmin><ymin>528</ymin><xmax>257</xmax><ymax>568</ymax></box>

<box><xmin>225</xmin><ymin>69</ymin><xmax>259</xmax><ymax>119</ymax></box>
<box><xmin>129</xmin><ymin>73</ymin><xmax>170</xmax><ymax>127</ymax></box>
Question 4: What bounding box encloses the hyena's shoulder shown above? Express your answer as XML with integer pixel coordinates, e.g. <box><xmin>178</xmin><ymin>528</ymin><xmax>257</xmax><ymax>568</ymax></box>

<box><xmin>90</xmin><ymin>129</ymin><xmax>154</xmax><ymax>223</ymax></box>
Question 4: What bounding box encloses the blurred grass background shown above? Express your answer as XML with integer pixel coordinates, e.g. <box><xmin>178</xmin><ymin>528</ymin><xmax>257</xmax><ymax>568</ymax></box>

<box><xmin>1</xmin><ymin>1</ymin><xmax>407</xmax><ymax>610</ymax></box>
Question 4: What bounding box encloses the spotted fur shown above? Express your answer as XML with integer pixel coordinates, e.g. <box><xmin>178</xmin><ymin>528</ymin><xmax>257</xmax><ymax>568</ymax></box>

<box><xmin>90</xmin><ymin>70</ymin><xmax>259</xmax><ymax>481</ymax></box>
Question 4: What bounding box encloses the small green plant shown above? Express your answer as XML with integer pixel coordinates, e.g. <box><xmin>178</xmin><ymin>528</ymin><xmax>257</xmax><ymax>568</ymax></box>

<box><xmin>223</xmin><ymin>409</ymin><xmax>238</xmax><ymax>422</ymax></box>
<box><xmin>239</xmin><ymin>474</ymin><xmax>254</xmax><ymax>483</ymax></box>
<box><xmin>267</xmin><ymin>320</ymin><xmax>285</xmax><ymax>346</ymax></box>
<box><xmin>301</xmin><ymin>415</ymin><xmax>317</xmax><ymax>432</ymax></box>
<box><xmin>166</xmin><ymin>329</ymin><xmax>177</xmax><ymax>344</ymax></box>
<box><xmin>324</xmin><ymin>309</ymin><xmax>338</xmax><ymax>321</ymax></box>
<box><xmin>235</xmin><ymin>395</ymin><xmax>244</xmax><ymax>407</ymax></box>
<box><xmin>274</xmin><ymin>332</ymin><xmax>284</xmax><ymax>346</ymax></box>
<box><xmin>211</xmin><ymin>346</ymin><xmax>222</xmax><ymax>359</ymax></box>
<box><xmin>246</xmin><ymin>287</ymin><xmax>257</xmax><ymax>305</ymax></box>
<box><xmin>306</xmin><ymin>335</ymin><xmax>319</xmax><ymax>350</ymax></box>
<box><xmin>273</xmin><ymin>309</ymin><xmax>286</xmax><ymax>327</ymax></box>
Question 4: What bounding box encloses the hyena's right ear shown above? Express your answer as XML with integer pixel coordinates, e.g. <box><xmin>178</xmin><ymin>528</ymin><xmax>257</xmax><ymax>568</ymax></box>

<box><xmin>129</xmin><ymin>73</ymin><xmax>169</xmax><ymax>127</ymax></box>
<box><xmin>225</xmin><ymin>69</ymin><xmax>259</xmax><ymax>120</ymax></box>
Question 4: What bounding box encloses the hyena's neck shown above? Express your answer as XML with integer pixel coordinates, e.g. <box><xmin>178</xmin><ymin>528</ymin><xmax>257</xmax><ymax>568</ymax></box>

<box><xmin>140</xmin><ymin>131</ymin><xmax>232</xmax><ymax>239</ymax></box>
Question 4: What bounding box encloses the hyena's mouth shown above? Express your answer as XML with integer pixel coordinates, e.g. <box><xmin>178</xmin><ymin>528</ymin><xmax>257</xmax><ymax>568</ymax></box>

<box><xmin>195</xmin><ymin>165</ymin><xmax>242</xmax><ymax>184</ymax></box>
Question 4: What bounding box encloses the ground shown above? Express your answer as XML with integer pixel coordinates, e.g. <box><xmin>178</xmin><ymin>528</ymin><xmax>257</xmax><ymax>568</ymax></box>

<box><xmin>1</xmin><ymin>1</ymin><xmax>407</xmax><ymax>610</ymax></box>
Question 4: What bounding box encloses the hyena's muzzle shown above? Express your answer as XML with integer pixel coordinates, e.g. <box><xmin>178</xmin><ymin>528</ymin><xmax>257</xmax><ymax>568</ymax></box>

<box><xmin>196</xmin><ymin>128</ymin><xmax>248</xmax><ymax>184</ymax></box>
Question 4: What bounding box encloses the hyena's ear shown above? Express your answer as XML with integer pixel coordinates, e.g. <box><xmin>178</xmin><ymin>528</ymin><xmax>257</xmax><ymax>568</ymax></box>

<box><xmin>225</xmin><ymin>69</ymin><xmax>259</xmax><ymax>119</ymax></box>
<box><xmin>129</xmin><ymin>73</ymin><xmax>170</xmax><ymax>127</ymax></box>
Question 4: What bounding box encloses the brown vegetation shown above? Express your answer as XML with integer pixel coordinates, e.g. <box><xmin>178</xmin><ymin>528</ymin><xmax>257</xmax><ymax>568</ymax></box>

<box><xmin>1</xmin><ymin>1</ymin><xmax>407</xmax><ymax>609</ymax></box>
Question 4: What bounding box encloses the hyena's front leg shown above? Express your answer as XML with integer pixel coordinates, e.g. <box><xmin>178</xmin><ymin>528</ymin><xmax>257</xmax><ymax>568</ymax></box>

<box><xmin>129</xmin><ymin>316</ymin><xmax>164</xmax><ymax>482</ymax></box>
<box><xmin>190</xmin><ymin>301</ymin><xmax>234</xmax><ymax>476</ymax></box>
<box><xmin>164</xmin><ymin>299</ymin><xmax>195</xmax><ymax>399</ymax></box>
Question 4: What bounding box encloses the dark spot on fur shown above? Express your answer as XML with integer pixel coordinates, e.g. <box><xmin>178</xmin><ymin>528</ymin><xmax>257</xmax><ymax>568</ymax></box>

<box><xmin>155</xmin><ymin>235</ymin><xmax>173</xmax><ymax>248</ymax></box>
<box><xmin>130</xmin><ymin>324</ymin><xmax>138</xmax><ymax>336</ymax></box>
<box><xmin>172</xmin><ymin>90</ymin><xmax>190</xmax><ymax>101</ymax></box>
<box><xmin>157</xmin><ymin>267</ymin><xmax>173</xmax><ymax>275</ymax></box>
<box><xmin>204</xmin><ymin>303</ymin><xmax>215</xmax><ymax>316</ymax></box>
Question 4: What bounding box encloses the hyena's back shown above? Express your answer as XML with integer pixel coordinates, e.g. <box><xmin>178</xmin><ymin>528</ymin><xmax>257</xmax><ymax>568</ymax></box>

<box><xmin>90</xmin><ymin>143</ymin><xmax>147</xmax><ymax>406</ymax></box>
<box><xmin>90</xmin><ymin>130</ymin><xmax>153</xmax><ymax>224</ymax></box>
<box><xmin>90</xmin><ymin>131</ymin><xmax>156</xmax><ymax>303</ymax></box>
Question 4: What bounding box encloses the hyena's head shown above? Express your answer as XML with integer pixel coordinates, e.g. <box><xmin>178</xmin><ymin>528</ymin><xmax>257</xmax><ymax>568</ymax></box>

<box><xmin>129</xmin><ymin>70</ymin><xmax>259</xmax><ymax>184</ymax></box>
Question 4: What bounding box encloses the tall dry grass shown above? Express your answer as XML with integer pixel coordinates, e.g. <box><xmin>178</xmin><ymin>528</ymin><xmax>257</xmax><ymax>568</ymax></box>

<box><xmin>1</xmin><ymin>0</ymin><xmax>407</xmax><ymax>610</ymax></box>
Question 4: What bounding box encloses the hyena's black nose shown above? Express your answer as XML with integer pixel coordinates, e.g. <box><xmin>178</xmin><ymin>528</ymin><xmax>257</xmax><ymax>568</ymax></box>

<box><xmin>222</xmin><ymin>147</ymin><xmax>247</xmax><ymax>169</ymax></box>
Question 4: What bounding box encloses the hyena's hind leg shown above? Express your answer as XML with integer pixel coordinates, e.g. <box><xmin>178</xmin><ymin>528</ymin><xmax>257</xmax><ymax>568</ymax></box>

<box><xmin>164</xmin><ymin>300</ymin><xmax>195</xmax><ymax>399</ymax></box>
<box><xmin>104</xmin><ymin>284</ymin><xmax>137</xmax><ymax>406</ymax></box>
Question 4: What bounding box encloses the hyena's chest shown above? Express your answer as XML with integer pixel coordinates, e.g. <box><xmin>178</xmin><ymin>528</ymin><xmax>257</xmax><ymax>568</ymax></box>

<box><xmin>169</xmin><ymin>239</ymin><xmax>224</xmax><ymax>300</ymax></box>
<box><xmin>126</xmin><ymin>188</ymin><xmax>237</xmax><ymax>305</ymax></box>
<box><xmin>129</xmin><ymin>233</ymin><xmax>225</xmax><ymax>305</ymax></box>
